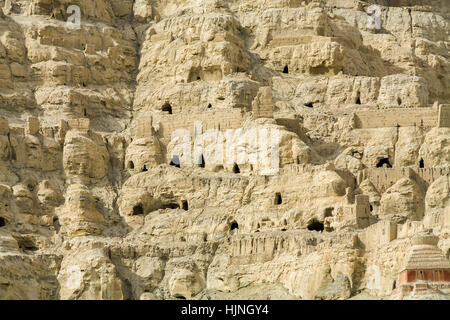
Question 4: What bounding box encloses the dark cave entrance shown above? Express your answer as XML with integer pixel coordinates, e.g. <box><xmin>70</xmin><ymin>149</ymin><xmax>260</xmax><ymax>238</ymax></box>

<box><xmin>275</xmin><ymin>193</ymin><xmax>282</xmax><ymax>205</ymax></box>
<box><xmin>133</xmin><ymin>204</ymin><xmax>144</xmax><ymax>215</ymax></box>
<box><xmin>376</xmin><ymin>158</ymin><xmax>392</xmax><ymax>168</ymax></box>
<box><xmin>307</xmin><ymin>220</ymin><xmax>324</xmax><ymax>232</ymax></box>
<box><xmin>198</xmin><ymin>155</ymin><xmax>205</xmax><ymax>168</ymax></box>
<box><xmin>230</xmin><ymin>221</ymin><xmax>239</xmax><ymax>231</ymax></box>
<box><xmin>162</xmin><ymin>103</ymin><xmax>173</xmax><ymax>114</ymax></box>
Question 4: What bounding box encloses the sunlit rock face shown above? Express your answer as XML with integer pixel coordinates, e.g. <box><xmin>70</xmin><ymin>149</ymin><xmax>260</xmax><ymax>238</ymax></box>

<box><xmin>0</xmin><ymin>0</ymin><xmax>449</xmax><ymax>300</ymax></box>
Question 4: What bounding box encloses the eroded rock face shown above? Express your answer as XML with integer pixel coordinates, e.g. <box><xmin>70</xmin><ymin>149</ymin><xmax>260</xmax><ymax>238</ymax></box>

<box><xmin>380</xmin><ymin>178</ymin><xmax>424</xmax><ymax>221</ymax></box>
<box><xmin>0</xmin><ymin>0</ymin><xmax>449</xmax><ymax>300</ymax></box>
<box><xmin>57</xmin><ymin>184</ymin><xmax>105</xmax><ymax>237</ymax></box>
<box><xmin>58</xmin><ymin>248</ymin><xmax>123</xmax><ymax>300</ymax></box>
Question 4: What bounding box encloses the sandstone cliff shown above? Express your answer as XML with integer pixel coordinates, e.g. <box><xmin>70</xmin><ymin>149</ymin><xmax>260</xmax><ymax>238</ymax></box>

<box><xmin>0</xmin><ymin>0</ymin><xmax>449</xmax><ymax>300</ymax></box>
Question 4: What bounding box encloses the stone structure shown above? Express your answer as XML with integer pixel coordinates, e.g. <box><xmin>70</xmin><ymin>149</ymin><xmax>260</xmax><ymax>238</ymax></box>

<box><xmin>396</xmin><ymin>230</ymin><xmax>450</xmax><ymax>297</ymax></box>
<box><xmin>353</xmin><ymin>105</ymin><xmax>450</xmax><ymax>129</ymax></box>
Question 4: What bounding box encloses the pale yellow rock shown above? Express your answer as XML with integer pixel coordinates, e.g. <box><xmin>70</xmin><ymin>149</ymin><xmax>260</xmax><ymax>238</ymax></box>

<box><xmin>0</xmin><ymin>0</ymin><xmax>448</xmax><ymax>301</ymax></box>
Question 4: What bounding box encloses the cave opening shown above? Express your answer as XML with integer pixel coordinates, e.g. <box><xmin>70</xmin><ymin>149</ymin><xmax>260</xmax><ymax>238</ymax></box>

<box><xmin>133</xmin><ymin>204</ymin><xmax>144</xmax><ymax>215</ymax></box>
<box><xmin>356</xmin><ymin>92</ymin><xmax>361</xmax><ymax>105</ymax></box>
<box><xmin>198</xmin><ymin>155</ymin><xmax>205</xmax><ymax>168</ymax></box>
<box><xmin>128</xmin><ymin>161</ymin><xmax>134</xmax><ymax>169</ymax></box>
<box><xmin>307</xmin><ymin>220</ymin><xmax>324</xmax><ymax>232</ymax></box>
<box><xmin>170</xmin><ymin>156</ymin><xmax>181</xmax><ymax>168</ymax></box>
<box><xmin>142</xmin><ymin>165</ymin><xmax>148</xmax><ymax>172</ymax></box>
<box><xmin>175</xmin><ymin>295</ymin><xmax>186</xmax><ymax>300</ymax></box>
<box><xmin>304</xmin><ymin>102</ymin><xmax>314</xmax><ymax>108</ymax></box>
<box><xmin>376</xmin><ymin>158</ymin><xmax>392</xmax><ymax>168</ymax></box>
<box><xmin>0</xmin><ymin>217</ymin><xmax>5</xmax><ymax>227</ymax></box>
<box><xmin>230</xmin><ymin>221</ymin><xmax>239</xmax><ymax>231</ymax></box>
<box><xmin>275</xmin><ymin>192</ymin><xmax>282</xmax><ymax>205</ymax></box>
<box><xmin>419</xmin><ymin>158</ymin><xmax>424</xmax><ymax>168</ymax></box>
<box><xmin>162</xmin><ymin>103</ymin><xmax>173</xmax><ymax>114</ymax></box>
<box><xmin>182</xmin><ymin>200</ymin><xmax>188</xmax><ymax>211</ymax></box>
<box><xmin>53</xmin><ymin>217</ymin><xmax>60</xmax><ymax>232</ymax></box>
<box><xmin>369</xmin><ymin>204</ymin><xmax>373</xmax><ymax>212</ymax></box>
<box><xmin>397</xmin><ymin>97</ymin><xmax>402</xmax><ymax>105</ymax></box>
<box><xmin>233</xmin><ymin>163</ymin><xmax>240</xmax><ymax>174</ymax></box>
<box><xmin>283</xmin><ymin>65</ymin><xmax>289</xmax><ymax>74</ymax></box>
<box><xmin>207</xmin><ymin>103</ymin><xmax>212</xmax><ymax>109</ymax></box>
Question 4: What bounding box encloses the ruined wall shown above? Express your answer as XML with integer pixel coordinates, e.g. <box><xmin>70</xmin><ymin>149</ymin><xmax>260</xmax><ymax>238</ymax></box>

<box><xmin>354</xmin><ymin>107</ymin><xmax>440</xmax><ymax>129</ymax></box>
<box><xmin>438</xmin><ymin>105</ymin><xmax>450</xmax><ymax>127</ymax></box>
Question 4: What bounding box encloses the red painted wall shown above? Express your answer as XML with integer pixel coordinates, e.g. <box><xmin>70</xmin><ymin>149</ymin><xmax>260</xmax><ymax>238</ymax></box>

<box><xmin>399</xmin><ymin>270</ymin><xmax>450</xmax><ymax>285</ymax></box>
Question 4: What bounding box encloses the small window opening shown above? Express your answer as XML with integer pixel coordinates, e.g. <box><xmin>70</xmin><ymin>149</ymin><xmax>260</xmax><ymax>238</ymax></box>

<box><xmin>207</xmin><ymin>104</ymin><xmax>212</xmax><ymax>109</ymax></box>
<box><xmin>142</xmin><ymin>165</ymin><xmax>148</xmax><ymax>172</ymax></box>
<box><xmin>182</xmin><ymin>200</ymin><xmax>188</xmax><ymax>211</ymax></box>
<box><xmin>175</xmin><ymin>295</ymin><xmax>186</xmax><ymax>300</ymax></box>
<box><xmin>356</xmin><ymin>92</ymin><xmax>361</xmax><ymax>105</ymax></box>
<box><xmin>198</xmin><ymin>155</ymin><xmax>205</xmax><ymax>168</ymax></box>
<box><xmin>0</xmin><ymin>217</ymin><xmax>5</xmax><ymax>227</ymax></box>
<box><xmin>324</xmin><ymin>208</ymin><xmax>333</xmax><ymax>217</ymax></box>
<box><xmin>230</xmin><ymin>221</ymin><xmax>239</xmax><ymax>231</ymax></box>
<box><xmin>128</xmin><ymin>161</ymin><xmax>134</xmax><ymax>169</ymax></box>
<box><xmin>162</xmin><ymin>103</ymin><xmax>172</xmax><ymax>114</ymax></box>
<box><xmin>233</xmin><ymin>163</ymin><xmax>240</xmax><ymax>174</ymax></box>
<box><xmin>83</xmin><ymin>108</ymin><xmax>87</xmax><ymax>117</ymax></box>
<box><xmin>275</xmin><ymin>193</ymin><xmax>282</xmax><ymax>205</ymax></box>
<box><xmin>397</xmin><ymin>97</ymin><xmax>402</xmax><ymax>105</ymax></box>
<box><xmin>304</xmin><ymin>102</ymin><xmax>314</xmax><ymax>108</ymax></box>
<box><xmin>53</xmin><ymin>217</ymin><xmax>60</xmax><ymax>232</ymax></box>
<box><xmin>283</xmin><ymin>65</ymin><xmax>289</xmax><ymax>74</ymax></box>
<box><xmin>369</xmin><ymin>204</ymin><xmax>373</xmax><ymax>212</ymax></box>
<box><xmin>419</xmin><ymin>158</ymin><xmax>424</xmax><ymax>168</ymax></box>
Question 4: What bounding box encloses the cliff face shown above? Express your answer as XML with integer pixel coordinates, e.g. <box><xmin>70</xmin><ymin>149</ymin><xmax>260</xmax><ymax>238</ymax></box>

<box><xmin>0</xmin><ymin>0</ymin><xmax>449</xmax><ymax>300</ymax></box>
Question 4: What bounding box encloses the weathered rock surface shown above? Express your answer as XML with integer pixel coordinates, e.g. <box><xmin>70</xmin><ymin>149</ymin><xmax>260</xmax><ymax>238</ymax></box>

<box><xmin>0</xmin><ymin>0</ymin><xmax>449</xmax><ymax>300</ymax></box>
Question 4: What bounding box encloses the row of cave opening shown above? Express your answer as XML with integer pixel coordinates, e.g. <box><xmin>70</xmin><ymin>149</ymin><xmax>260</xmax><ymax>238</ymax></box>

<box><xmin>227</xmin><ymin>219</ymin><xmax>326</xmax><ymax>233</ymax></box>
<box><xmin>128</xmin><ymin>157</ymin><xmax>424</xmax><ymax>174</ymax></box>
<box><xmin>161</xmin><ymin>102</ymin><xmax>214</xmax><ymax>115</ymax></box>
<box><xmin>375</xmin><ymin>158</ymin><xmax>425</xmax><ymax>168</ymax></box>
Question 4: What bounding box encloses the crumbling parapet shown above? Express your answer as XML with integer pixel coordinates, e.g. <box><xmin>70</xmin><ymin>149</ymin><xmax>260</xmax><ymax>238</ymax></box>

<box><xmin>438</xmin><ymin>104</ymin><xmax>450</xmax><ymax>127</ymax></box>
